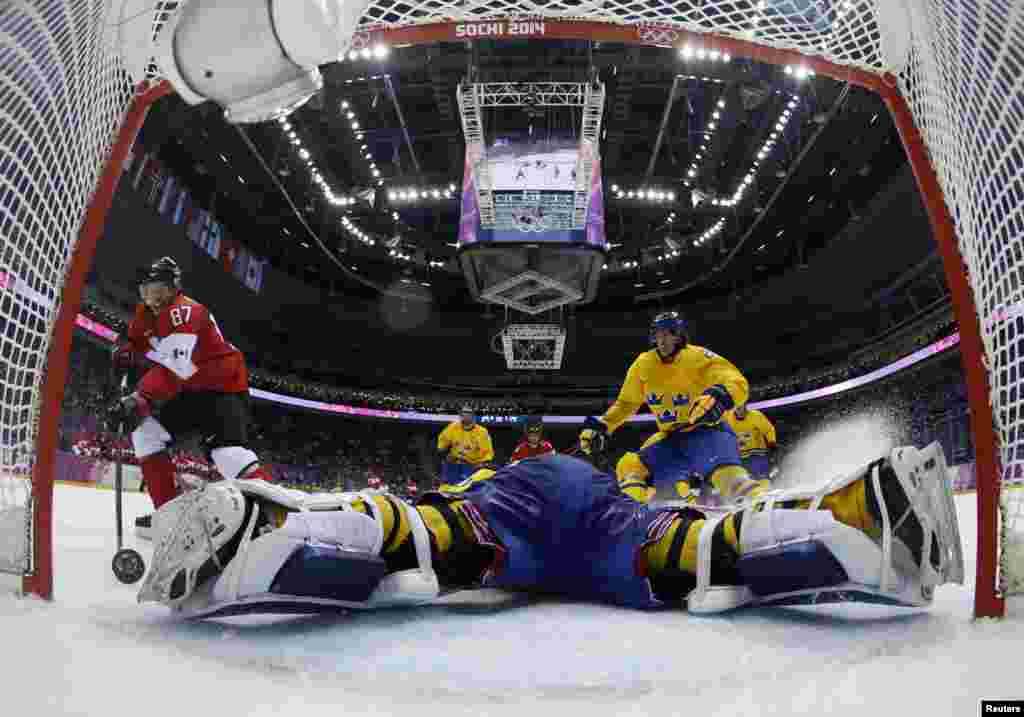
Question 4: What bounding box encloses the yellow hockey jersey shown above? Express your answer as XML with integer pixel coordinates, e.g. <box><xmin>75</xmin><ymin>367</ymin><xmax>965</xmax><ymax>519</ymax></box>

<box><xmin>601</xmin><ymin>344</ymin><xmax>749</xmax><ymax>434</ymax></box>
<box><xmin>437</xmin><ymin>421</ymin><xmax>495</xmax><ymax>465</ymax></box>
<box><xmin>724</xmin><ymin>408</ymin><xmax>777</xmax><ymax>458</ymax></box>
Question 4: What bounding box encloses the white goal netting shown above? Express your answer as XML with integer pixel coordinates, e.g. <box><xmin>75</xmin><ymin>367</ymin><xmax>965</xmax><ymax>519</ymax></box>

<box><xmin>1</xmin><ymin>0</ymin><xmax>1022</xmax><ymax>612</ymax></box>
<box><xmin>0</xmin><ymin>0</ymin><xmax>140</xmax><ymax>579</ymax></box>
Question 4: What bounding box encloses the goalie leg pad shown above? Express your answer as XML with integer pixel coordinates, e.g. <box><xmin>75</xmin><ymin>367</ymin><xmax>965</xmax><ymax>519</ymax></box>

<box><xmin>181</xmin><ymin>490</ymin><xmax>440</xmax><ymax>618</ymax></box>
<box><xmin>740</xmin><ymin>507</ymin><xmax>933</xmax><ymax>607</ymax></box>
<box><xmin>194</xmin><ymin>528</ymin><xmax>387</xmax><ymax>615</ymax></box>
<box><xmin>688</xmin><ymin>505</ymin><xmax>935</xmax><ymax>613</ymax></box>
<box><xmin>270</xmin><ymin>544</ymin><xmax>387</xmax><ymax>603</ymax></box>
<box><xmin>737</xmin><ymin>540</ymin><xmax>848</xmax><ymax>597</ymax></box>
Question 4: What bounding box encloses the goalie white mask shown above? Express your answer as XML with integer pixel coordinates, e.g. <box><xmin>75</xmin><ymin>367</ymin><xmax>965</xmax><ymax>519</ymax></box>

<box><xmin>137</xmin><ymin>483</ymin><xmax>254</xmax><ymax>607</ymax></box>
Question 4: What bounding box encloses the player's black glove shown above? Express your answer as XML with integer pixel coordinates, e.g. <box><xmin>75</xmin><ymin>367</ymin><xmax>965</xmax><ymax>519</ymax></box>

<box><xmin>687</xmin><ymin>384</ymin><xmax>733</xmax><ymax>427</ymax></box>
<box><xmin>579</xmin><ymin>416</ymin><xmax>608</xmax><ymax>456</ymax></box>
<box><xmin>111</xmin><ymin>343</ymin><xmax>136</xmax><ymax>377</ymax></box>
<box><xmin>109</xmin><ymin>391</ymin><xmax>153</xmax><ymax>428</ymax></box>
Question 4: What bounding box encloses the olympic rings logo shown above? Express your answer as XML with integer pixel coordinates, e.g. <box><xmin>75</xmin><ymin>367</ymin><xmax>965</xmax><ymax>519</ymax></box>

<box><xmin>638</xmin><ymin>26</ymin><xmax>678</xmax><ymax>45</ymax></box>
<box><xmin>511</xmin><ymin>222</ymin><xmax>551</xmax><ymax>233</ymax></box>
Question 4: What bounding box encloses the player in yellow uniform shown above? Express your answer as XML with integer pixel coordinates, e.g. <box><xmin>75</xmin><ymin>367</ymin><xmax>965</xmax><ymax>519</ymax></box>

<box><xmin>580</xmin><ymin>311</ymin><xmax>768</xmax><ymax>505</ymax></box>
<box><xmin>724</xmin><ymin>404</ymin><xmax>778</xmax><ymax>480</ymax></box>
<box><xmin>437</xmin><ymin>405</ymin><xmax>495</xmax><ymax>485</ymax></box>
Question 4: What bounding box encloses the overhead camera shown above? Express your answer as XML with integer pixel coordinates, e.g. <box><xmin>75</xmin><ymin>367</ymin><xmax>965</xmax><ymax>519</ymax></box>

<box><xmin>155</xmin><ymin>0</ymin><xmax>372</xmax><ymax>123</ymax></box>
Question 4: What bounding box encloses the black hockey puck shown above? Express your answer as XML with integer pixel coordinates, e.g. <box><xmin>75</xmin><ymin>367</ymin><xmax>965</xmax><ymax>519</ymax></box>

<box><xmin>112</xmin><ymin>548</ymin><xmax>146</xmax><ymax>584</ymax></box>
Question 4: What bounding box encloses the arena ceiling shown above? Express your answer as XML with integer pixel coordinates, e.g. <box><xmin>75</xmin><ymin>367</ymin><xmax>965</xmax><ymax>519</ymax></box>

<box><xmin>137</xmin><ymin>38</ymin><xmax>944</xmax><ymax>383</ymax></box>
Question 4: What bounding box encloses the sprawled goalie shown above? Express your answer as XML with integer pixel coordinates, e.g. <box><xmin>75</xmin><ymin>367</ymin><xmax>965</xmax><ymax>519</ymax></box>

<box><xmin>579</xmin><ymin>311</ymin><xmax>768</xmax><ymax>505</ymax></box>
<box><xmin>137</xmin><ymin>445</ymin><xmax>962</xmax><ymax>619</ymax></box>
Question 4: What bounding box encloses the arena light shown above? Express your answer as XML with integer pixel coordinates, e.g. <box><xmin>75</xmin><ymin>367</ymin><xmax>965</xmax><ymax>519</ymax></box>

<box><xmin>388</xmin><ymin>184</ymin><xmax>457</xmax><ymax>203</ymax></box>
<box><xmin>694</xmin><ymin>217</ymin><xmax>726</xmax><ymax>247</ymax></box>
<box><xmin>339</xmin><ymin>97</ymin><xmax>382</xmax><ymax>184</ymax></box>
<box><xmin>613</xmin><ymin>187</ymin><xmax>676</xmax><ymax>202</ymax></box>
<box><xmin>276</xmin><ymin>120</ymin><xmax>356</xmax><ymax>208</ymax></box>
<box><xmin>679</xmin><ymin>44</ymin><xmax>730</xmax><ymax>63</ymax></box>
<box><xmin>722</xmin><ymin>94</ymin><xmax>800</xmax><ymax>207</ymax></box>
<box><xmin>341</xmin><ymin>215</ymin><xmax>375</xmax><ymax>246</ymax></box>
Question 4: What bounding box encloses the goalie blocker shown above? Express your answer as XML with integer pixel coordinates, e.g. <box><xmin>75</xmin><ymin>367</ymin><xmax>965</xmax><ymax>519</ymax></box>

<box><xmin>137</xmin><ymin>443</ymin><xmax>963</xmax><ymax>618</ymax></box>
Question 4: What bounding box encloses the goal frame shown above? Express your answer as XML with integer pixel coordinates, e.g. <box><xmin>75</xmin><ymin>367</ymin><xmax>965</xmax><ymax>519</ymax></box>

<box><xmin>21</xmin><ymin>17</ymin><xmax>1002</xmax><ymax>618</ymax></box>
<box><xmin>20</xmin><ymin>81</ymin><xmax>171</xmax><ymax>600</ymax></box>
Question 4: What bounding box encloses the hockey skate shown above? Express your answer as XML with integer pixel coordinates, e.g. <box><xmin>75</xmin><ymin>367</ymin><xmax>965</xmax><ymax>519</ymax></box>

<box><xmin>687</xmin><ymin>442</ymin><xmax>964</xmax><ymax>613</ymax></box>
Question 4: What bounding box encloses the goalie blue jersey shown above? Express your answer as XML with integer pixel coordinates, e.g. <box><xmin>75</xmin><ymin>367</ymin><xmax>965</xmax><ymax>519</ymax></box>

<box><xmin>438</xmin><ymin>454</ymin><xmax>681</xmax><ymax>609</ymax></box>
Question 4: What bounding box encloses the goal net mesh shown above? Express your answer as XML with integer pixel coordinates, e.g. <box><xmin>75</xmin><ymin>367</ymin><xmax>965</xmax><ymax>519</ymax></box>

<box><xmin>0</xmin><ymin>0</ymin><xmax>138</xmax><ymax>576</ymax></box>
<box><xmin>1</xmin><ymin>0</ymin><xmax>1022</xmax><ymax>605</ymax></box>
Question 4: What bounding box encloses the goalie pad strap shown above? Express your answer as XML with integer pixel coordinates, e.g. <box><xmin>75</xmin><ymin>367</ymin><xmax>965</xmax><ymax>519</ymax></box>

<box><xmin>870</xmin><ymin>463</ymin><xmax>894</xmax><ymax>592</ymax></box>
<box><xmin>663</xmin><ymin>510</ymin><xmax>697</xmax><ymax>576</ymax></box>
<box><xmin>688</xmin><ymin>510</ymin><xmax>729</xmax><ymax>604</ymax></box>
<box><xmin>430</xmin><ymin>500</ymin><xmax>472</xmax><ymax>555</ymax></box>
<box><xmin>381</xmin><ymin>495</ymin><xmax>402</xmax><ymax>552</ymax></box>
<box><xmin>235</xmin><ymin>479</ymin><xmax>309</xmax><ymax>510</ymax></box>
<box><xmin>221</xmin><ymin>501</ymin><xmax>263</xmax><ymax>603</ymax></box>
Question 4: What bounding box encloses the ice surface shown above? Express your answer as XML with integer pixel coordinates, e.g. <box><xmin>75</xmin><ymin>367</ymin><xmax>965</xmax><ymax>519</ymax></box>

<box><xmin>2</xmin><ymin>484</ymin><xmax>1023</xmax><ymax>717</ymax></box>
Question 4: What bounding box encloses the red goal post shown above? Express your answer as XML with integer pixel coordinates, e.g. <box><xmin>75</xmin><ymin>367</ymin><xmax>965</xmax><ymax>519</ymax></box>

<box><xmin>0</xmin><ymin>1</ymin><xmax>1015</xmax><ymax>619</ymax></box>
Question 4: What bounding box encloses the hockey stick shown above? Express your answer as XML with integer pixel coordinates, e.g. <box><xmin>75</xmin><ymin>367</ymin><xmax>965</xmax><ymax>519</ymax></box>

<box><xmin>109</xmin><ymin>372</ymin><xmax>146</xmax><ymax>584</ymax></box>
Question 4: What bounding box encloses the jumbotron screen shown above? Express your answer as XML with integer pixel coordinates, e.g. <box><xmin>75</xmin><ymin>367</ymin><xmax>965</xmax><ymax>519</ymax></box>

<box><xmin>458</xmin><ymin>135</ymin><xmax>606</xmax><ymax>246</ymax></box>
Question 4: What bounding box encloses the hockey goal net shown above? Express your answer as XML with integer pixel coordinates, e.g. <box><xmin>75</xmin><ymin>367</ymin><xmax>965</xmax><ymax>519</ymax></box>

<box><xmin>0</xmin><ymin>0</ymin><xmax>1020</xmax><ymax>617</ymax></box>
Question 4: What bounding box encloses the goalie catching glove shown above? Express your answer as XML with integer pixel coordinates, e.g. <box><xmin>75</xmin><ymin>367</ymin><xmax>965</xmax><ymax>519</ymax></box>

<box><xmin>579</xmin><ymin>416</ymin><xmax>608</xmax><ymax>455</ymax></box>
<box><xmin>687</xmin><ymin>384</ymin><xmax>733</xmax><ymax>428</ymax></box>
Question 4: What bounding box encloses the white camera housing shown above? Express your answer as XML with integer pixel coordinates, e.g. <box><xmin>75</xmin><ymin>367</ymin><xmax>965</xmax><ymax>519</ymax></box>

<box><xmin>154</xmin><ymin>0</ymin><xmax>370</xmax><ymax>123</ymax></box>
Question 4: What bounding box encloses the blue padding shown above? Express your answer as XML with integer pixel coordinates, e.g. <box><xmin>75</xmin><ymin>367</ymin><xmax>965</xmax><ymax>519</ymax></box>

<box><xmin>756</xmin><ymin>589</ymin><xmax>917</xmax><ymax>609</ymax></box>
<box><xmin>737</xmin><ymin>540</ymin><xmax>848</xmax><ymax>597</ymax></box>
<box><xmin>270</xmin><ymin>545</ymin><xmax>387</xmax><ymax>603</ymax></box>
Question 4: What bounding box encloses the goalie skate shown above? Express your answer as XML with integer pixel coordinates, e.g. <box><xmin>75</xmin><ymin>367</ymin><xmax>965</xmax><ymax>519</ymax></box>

<box><xmin>886</xmin><ymin>442</ymin><xmax>965</xmax><ymax>587</ymax></box>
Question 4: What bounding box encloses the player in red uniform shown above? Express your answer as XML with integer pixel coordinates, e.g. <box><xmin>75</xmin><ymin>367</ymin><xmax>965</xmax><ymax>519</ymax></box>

<box><xmin>510</xmin><ymin>415</ymin><xmax>555</xmax><ymax>462</ymax></box>
<box><xmin>112</xmin><ymin>257</ymin><xmax>271</xmax><ymax>537</ymax></box>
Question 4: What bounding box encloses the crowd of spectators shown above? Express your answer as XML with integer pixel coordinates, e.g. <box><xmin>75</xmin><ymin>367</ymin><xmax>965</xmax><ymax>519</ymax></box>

<box><xmin>750</xmin><ymin>313</ymin><xmax>958</xmax><ymax>402</ymax></box>
<box><xmin>76</xmin><ymin>298</ymin><xmax>959</xmax><ymax>419</ymax></box>
<box><xmin>58</xmin><ymin>324</ymin><xmax>975</xmax><ymax>499</ymax></box>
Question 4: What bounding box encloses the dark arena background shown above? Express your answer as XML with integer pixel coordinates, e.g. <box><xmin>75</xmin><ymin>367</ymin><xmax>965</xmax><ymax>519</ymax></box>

<box><xmin>70</xmin><ymin>35</ymin><xmax>962</xmax><ymax>490</ymax></box>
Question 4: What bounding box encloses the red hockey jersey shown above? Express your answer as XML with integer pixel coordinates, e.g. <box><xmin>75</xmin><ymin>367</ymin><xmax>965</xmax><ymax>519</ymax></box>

<box><xmin>510</xmin><ymin>439</ymin><xmax>555</xmax><ymax>462</ymax></box>
<box><xmin>124</xmin><ymin>293</ymin><xmax>248</xmax><ymax>402</ymax></box>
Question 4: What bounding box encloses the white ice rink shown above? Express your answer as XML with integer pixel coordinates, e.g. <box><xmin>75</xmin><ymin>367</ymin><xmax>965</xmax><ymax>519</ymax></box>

<box><xmin>2</xmin><ymin>482</ymin><xmax>1023</xmax><ymax>717</ymax></box>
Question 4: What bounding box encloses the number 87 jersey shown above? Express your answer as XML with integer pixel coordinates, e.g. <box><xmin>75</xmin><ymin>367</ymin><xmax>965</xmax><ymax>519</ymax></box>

<box><xmin>126</xmin><ymin>294</ymin><xmax>249</xmax><ymax>401</ymax></box>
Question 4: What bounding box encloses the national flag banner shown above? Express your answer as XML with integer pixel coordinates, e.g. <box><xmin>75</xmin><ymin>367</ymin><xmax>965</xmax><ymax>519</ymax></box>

<box><xmin>158</xmin><ymin>175</ymin><xmax>177</xmax><ymax>216</ymax></box>
<box><xmin>172</xmin><ymin>188</ymin><xmax>190</xmax><ymax>226</ymax></box>
<box><xmin>204</xmin><ymin>219</ymin><xmax>223</xmax><ymax>259</ymax></box>
<box><xmin>232</xmin><ymin>245</ymin><xmax>251</xmax><ymax>283</ymax></box>
<box><xmin>142</xmin><ymin>158</ymin><xmax>165</xmax><ymax>207</ymax></box>
<box><xmin>220</xmin><ymin>237</ymin><xmax>240</xmax><ymax>274</ymax></box>
<box><xmin>243</xmin><ymin>255</ymin><xmax>266</xmax><ymax>293</ymax></box>
<box><xmin>188</xmin><ymin>209</ymin><xmax>209</xmax><ymax>248</ymax></box>
<box><xmin>130</xmin><ymin>151</ymin><xmax>151</xmax><ymax>190</ymax></box>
